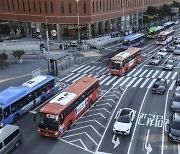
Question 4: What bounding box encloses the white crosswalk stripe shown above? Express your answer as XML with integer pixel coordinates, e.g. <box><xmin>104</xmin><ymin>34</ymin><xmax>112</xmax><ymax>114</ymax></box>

<box><xmin>113</xmin><ymin>77</ymin><xmax>125</xmax><ymax>86</ymax></box>
<box><xmin>98</xmin><ymin>75</ymin><xmax>106</xmax><ymax>81</ymax></box>
<box><xmin>72</xmin><ymin>65</ymin><xmax>85</xmax><ymax>72</ymax></box>
<box><xmin>158</xmin><ymin>71</ymin><xmax>165</xmax><ymax>78</ymax></box>
<box><xmin>127</xmin><ymin>69</ymin><xmax>137</xmax><ymax>76</ymax></box>
<box><xmin>93</xmin><ymin>66</ymin><xmax>103</xmax><ymax>72</ymax></box>
<box><xmin>65</xmin><ymin>73</ymin><xmax>80</xmax><ymax>82</ymax></box>
<box><xmin>147</xmin><ymin>79</ymin><xmax>156</xmax><ymax>89</ymax></box>
<box><xmin>78</xmin><ymin>66</ymin><xmax>91</xmax><ymax>73</ymax></box>
<box><xmin>60</xmin><ymin>73</ymin><xmax>74</xmax><ymax>81</ymax></box>
<box><xmin>83</xmin><ymin>66</ymin><xmax>96</xmax><ymax>73</ymax></box>
<box><xmin>126</xmin><ymin>77</ymin><xmax>137</xmax><ymax>87</ymax></box>
<box><xmin>146</xmin><ymin>70</ymin><xmax>153</xmax><ymax>78</ymax></box>
<box><xmin>169</xmin><ymin>80</ymin><xmax>176</xmax><ymax>90</ymax></box>
<box><xmin>165</xmin><ymin>72</ymin><xmax>172</xmax><ymax>80</ymax></box>
<box><xmin>140</xmin><ymin>78</ymin><xmax>150</xmax><ymax>88</ymax></box>
<box><xmin>151</xmin><ymin>70</ymin><xmax>159</xmax><ymax>78</ymax></box>
<box><xmin>171</xmin><ymin>72</ymin><xmax>178</xmax><ymax>80</ymax></box>
<box><xmin>120</xmin><ymin>77</ymin><xmax>131</xmax><ymax>86</ymax></box>
<box><xmin>132</xmin><ymin>78</ymin><xmax>143</xmax><ymax>87</ymax></box>
<box><xmin>100</xmin><ymin>76</ymin><xmax>111</xmax><ymax>85</ymax></box>
<box><xmin>98</xmin><ymin>67</ymin><xmax>107</xmax><ymax>73</ymax></box>
<box><xmin>139</xmin><ymin>70</ymin><xmax>148</xmax><ymax>78</ymax></box>
<box><xmin>105</xmin><ymin>76</ymin><xmax>118</xmax><ymax>85</ymax></box>
<box><xmin>72</xmin><ymin>74</ymin><xmax>87</xmax><ymax>83</ymax></box>
<box><xmin>133</xmin><ymin>69</ymin><xmax>142</xmax><ymax>77</ymax></box>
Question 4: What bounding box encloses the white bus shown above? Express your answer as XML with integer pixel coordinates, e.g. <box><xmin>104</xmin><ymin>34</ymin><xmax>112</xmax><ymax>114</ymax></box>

<box><xmin>156</xmin><ymin>30</ymin><xmax>175</xmax><ymax>45</ymax></box>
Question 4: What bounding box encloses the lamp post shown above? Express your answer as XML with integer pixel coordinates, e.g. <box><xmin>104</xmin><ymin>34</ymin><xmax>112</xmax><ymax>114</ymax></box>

<box><xmin>141</xmin><ymin>0</ymin><xmax>144</xmax><ymax>28</ymax></box>
<box><xmin>75</xmin><ymin>0</ymin><xmax>80</xmax><ymax>49</ymax></box>
<box><xmin>122</xmin><ymin>0</ymin><xmax>125</xmax><ymax>35</ymax></box>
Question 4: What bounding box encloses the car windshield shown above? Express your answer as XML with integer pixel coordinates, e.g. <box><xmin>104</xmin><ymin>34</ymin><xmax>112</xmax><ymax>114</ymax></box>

<box><xmin>122</xmin><ymin>40</ymin><xmax>130</xmax><ymax>46</ymax></box>
<box><xmin>175</xmin><ymin>46</ymin><xmax>180</xmax><ymax>50</ymax></box>
<box><xmin>154</xmin><ymin>80</ymin><xmax>165</xmax><ymax>86</ymax></box>
<box><xmin>110</xmin><ymin>61</ymin><xmax>122</xmax><ymax>70</ymax></box>
<box><xmin>170</xmin><ymin>116</ymin><xmax>180</xmax><ymax>130</ymax></box>
<box><xmin>173</xmin><ymin>96</ymin><xmax>180</xmax><ymax>102</ymax></box>
<box><xmin>167</xmin><ymin>61</ymin><xmax>173</xmax><ymax>65</ymax></box>
<box><xmin>38</xmin><ymin>114</ymin><xmax>58</xmax><ymax>131</ymax></box>
<box><xmin>117</xmin><ymin>115</ymin><xmax>130</xmax><ymax>123</ymax></box>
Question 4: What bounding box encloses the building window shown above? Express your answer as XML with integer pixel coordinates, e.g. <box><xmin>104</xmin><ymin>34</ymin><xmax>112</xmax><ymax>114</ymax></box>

<box><xmin>7</xmin><ymin>0</ymin><xmax>9</xmax><ymax>11</ymax></box>
<box><xmin>51</xmin><ymin>1</ymin><xmax>53</xmax><ymax>13</ymax></box>
<box><xmin>2</xmin><ymin>0</ymin><xmax>5</xmax><ymax>10</ymax></box>
<box><xmin>17</xmin><ymin>0</ymin><xmax>19</xmax><ymax>11</ymax></box>
<box><xmin>93</xmin><ymin>1</ymin><xmax>94</xmax><ymax>12</ymax></box>
<box><xmin>96</xmin><ymin>1</ymin><xmax>98</xmax><ymax>12</ymax></box>
<box><xmin>61</xmin><ymin>2</ymin><xmax>64</xmax><ymax>14</ymax></box>
<box><xmin>69</xmin><ymin>1</ymin><xmax>71</xmax><ymax>14</ymax></box>
<box><xmin>39</xmin><ymin>1</ymin><xmax>41</xmax><ymax>13</ymax></box>
<box><xmin>103</xmin><ymin>0</ymin><xmax>105</xmax><ymax>11</ymax></box>
<box><xmin>28</xmin><ymin>0</ymin><xmax>30</xmax><ymax>12</ymax></box>
<box><xmin>113</xmin><ymin>0</ymin><xmax>114</xmax><ymax>10</ymax></box>
<box><xmin>33</xmin><ymin>1</ymin><xmax>36</xmax><ymax>12</ymax></box>
<box><xmin>106</xmin><ymin>0</ymin><xmax>108</xmax><ymax>11</ymax></box>
<box><xmin>110</xmin><ymin>0</ymin><xmax>111</xmax><ymax>10</ymax></box>
<box><xmin>100</xmin><ymin>1</ymin><xmax>101</xmax><ymax>10</ymax></box>
<box><xmin>22</xmin><ymin>0</ymin><xmax>25</xmax><ymax>12</ymax></box>
<box><xmin>83</xmin><ymin>1</ymin><xmax>86</xmax><ymax>13</ymax></box>
<box><xmin>12</xmin><ymin>0</ymin><xmax>15</xmax><ymax>11</ymax></box>
<box><xmin>45</xmin><ymin>1</ymin><xmax>47</xmax><ymax>13</ymax></box>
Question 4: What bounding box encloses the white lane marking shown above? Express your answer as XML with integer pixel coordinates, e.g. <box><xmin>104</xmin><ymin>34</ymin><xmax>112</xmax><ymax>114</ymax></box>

<box><xmin>133</xmin><ymin>69</ymin><xmax>142</xmax><ymax>77</ymax></box>
<box><xmin>59</xmin><ymin>73</ymin><xmax>74</xmax><ymax>81</ymax></box>
<box><xmin>78</xmin><ymin>66</ymin><xmax>91</xmax><ymax>73</ymax></box>
<box><xmin>147</xmin><ymin>79</ymin><xmax>156</xmax><ymax>89</ymax></box>
<box><xmin>69</xmin><ymin>139</ymin><xmax>87</xmax><ymax>150</ymax></box>
<box><xmin>88</xmin><ymin>74</ymin><xmax>93</xmax><ymax>77</ymax></box>
<box><xmin>127</xmin><ymin>89</ymin><xmax>149</xmax><ymax>154</ymax></box>
<box><xmin>65</xmin><ymin>73</ymin><xmax>80</xmax><ymax>82</ymax></box>
<box><xmin>126</xmin><ymin>77</ymin><xmax>137</xmax><ymax>87</ymax></box>
<box><xmin>105</xmin><ymin>76</ymin><xmax>118</xmax><ymax>85</ymax></box>
<box><xmin>165</xmin><ymin>72</ymin><xmax>172</xmax><ymax>80</ymax></box>
<box><xmin>98</xmin><ymin>75</ymin><xmax>106</xmax><ymax>81</ymax></box>
<box><xmin>113</xmin><ymin>77</ymin><xmax>124</xmax><ymax>86</ymax></box>
<box><xmin>126</xmin><ymin>68</ymin><xmax>137</xmax><ymax>76</ymax></box>
<box><xmin>83</xmin><ymin>66</ymin><xmax>96</xmax><ymax>73</ymax></box>
<box><xmin>72</xmin><ymin>64</ymin><xmax>85</xmax><ymax>72</ymax></box>
<box><xmin>171</xmin><ymin>72</ymin><xmax>178</xmax><ymax>80</ymax></box>
<box><xmin>98</xmin><ymin>67</ymin><xmax>107</xmax><ymax>73</ymax></box>
<box><xmin>139</xmin><ymin>70</ymin><xmax>148</xmax><ymax>78</ymax></box>
<box><xmin>120</xmin><ymin>77</ymin><xmax>131</xmax><ymax>86</ymax></box>
<box><xmin>151</xmin><ymin>70</ymin><xmax>159</xmax><ymax>78</ymax></box>
<box><xmin>169</xmin><ymin>80</ymin><xmax>176</xmax><ymax>90</ymax></box>
<box><xmin>158</xmin><ymin>71</ymin><xmax>165</xmax><ymax>78</ymax></box>
<box><xmin>100</xmin><ymin>76</ymin><xmax>111</xmax><ymax>85</ymax></box>
<box><xmin>140</xmin><ymin>78</ymin><xmax>150</xmax><ymax>88</ymax></box>
<box><xmin>72</xmin><ymin>74</ymin><xmax>87</xmax><ymax>83</ymax></box>
<box><xmin>93</xmin><ymin>66</ymin><xmax>103</xmax><ymax>72</ymax></box>
<box><xmin>132</xmin><ymin>78</ymin><xmax>143</xmax><ymax>87</ymax></box>
<box><xmin>146</xmin><ymin>70</ymin><xmax>154</xmax><ymax>78</ymax></box>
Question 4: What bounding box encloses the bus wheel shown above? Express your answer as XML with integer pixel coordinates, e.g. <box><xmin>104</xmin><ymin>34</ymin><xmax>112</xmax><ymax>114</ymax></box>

<box><xmin>13</xmin><ymin>114</ymin><xmax>20</xmax><ymax>122</ymax></box>
<box><xmin>67</xmin><ymin>121</ymin><xmax>72</xmax><ymax>130</ymax></box>
<box><xmin>15</xmin><ymin>141</ymin><xmax>20</xmax><ymax>148</ymax></box>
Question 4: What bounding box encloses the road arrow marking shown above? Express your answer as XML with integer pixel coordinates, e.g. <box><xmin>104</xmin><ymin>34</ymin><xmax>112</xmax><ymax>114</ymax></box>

<box><xmin>112</xmin><ymin>134</ymin><xmax>120</xmax><ymax>149</ymax></box>
<box><xmin>145</xmin><ymin>129</ymin><xmax>152</xmax><ymax>154</ymax></box>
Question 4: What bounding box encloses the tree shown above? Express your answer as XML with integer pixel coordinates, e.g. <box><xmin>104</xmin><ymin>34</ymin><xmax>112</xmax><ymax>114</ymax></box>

<box><xmin>0</xmin><ymin>52</ymin><xmax>8</xmax><ymax>63</ymax></box>
<box><xmin>13</xmin><ymin>50</ymin><xmax>25</xmax><ymax>59</ymax></box>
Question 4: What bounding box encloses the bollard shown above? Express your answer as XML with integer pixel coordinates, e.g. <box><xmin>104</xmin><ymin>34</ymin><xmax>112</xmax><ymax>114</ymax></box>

<box><xmin>66</xmin><ymin>64</ymin><xmax>67</xmax><ymax>69</ymax></box>
<box><xmin>100</xmin><ymin>126</ymin><xmax>103</xmax><ymax>131</ymax></box>
<box><xmin>92</xmin><ymin>145</ymin><xmax>95</xmax><ymax>149</ymax></box>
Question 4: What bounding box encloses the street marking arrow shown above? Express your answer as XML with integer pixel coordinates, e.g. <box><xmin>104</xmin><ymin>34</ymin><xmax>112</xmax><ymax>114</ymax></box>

<box><xmin>112</xmin><ymin>134</ymin><xmax>120</xmax><ymax>149</ymax></box>
<box><xmin>145</xmin><ymin>129</ymin><xmax>152</xmax><ymax>154</ymax></box>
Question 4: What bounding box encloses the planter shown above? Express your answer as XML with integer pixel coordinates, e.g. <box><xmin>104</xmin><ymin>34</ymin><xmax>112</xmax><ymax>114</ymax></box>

<box><xmin>17</xmin><ymin>59</ymin><xmax>23</xmax><ymax>63</ymax></box>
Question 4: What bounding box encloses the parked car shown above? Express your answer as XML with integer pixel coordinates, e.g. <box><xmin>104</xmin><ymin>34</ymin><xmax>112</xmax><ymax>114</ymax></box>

<box><xmin>148</xmin><ymin>56</ymin><xmax>161</xmax><ymax>65</ymax></box>
<box><xmin>168</xmin><ymin>113</ymin><xmax>180</xmax><ymax>142</ymax></box>
<box><xmin>0</xmin><ymin>38</ymin><xmax>3</xmax><ymax>42</ymax></box>
<box><xmin>173</xmin><ymin>37</ymin><xmax>180</xmax><ymax>44</ymax></box>
<box><xmin>170</xmin><ymin>93</ymin><xmax>180</xmax><ymax>112</ymax></box>
<box><xmin>174</xmin><ymin>44</ymin><xmax>180</xmax><ymax>55</ymax></box>
<box><xmin>113</xmin><ymin>108</ymin><xmax>136</xmax><ymax>135</ymax></box>
<box><xmin>157</xmin><ymin>49</ymin><xmax>168</xmax><ymax>58</ymax></box>
<box><xmin>152</xmin><ymin>78</ymin><xmax>167</xmax><ymax>95</ymax></box>
<box><xmin>164</xmin><ymin>45</ymin><xmax>175</xmax><ymax>52</ymax></box>
<box><xmin>176</xmin><ymin>74</ymin><xmax>180</xmax><ymax>86</ymax></box>
<box><xmin>163</xmin><ymin>60</ymin><xmax>174</xmax><ymax>71</ymax></box>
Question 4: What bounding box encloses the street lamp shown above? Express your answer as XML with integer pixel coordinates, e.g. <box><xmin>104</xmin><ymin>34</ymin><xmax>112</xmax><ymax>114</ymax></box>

<box><xmin>122</xmin><ymin>0</ymin><xmax>125</xmax><ymax>35</ymax></box>
<box><xmin>141</xmin><ymin>0</ymin><xmax>144</xmax><ymax>28</ymax></box>
<box><xmin>75</xmin><ymin>0</ymin><xmax>80</xmax><ymax>49</ymax></box>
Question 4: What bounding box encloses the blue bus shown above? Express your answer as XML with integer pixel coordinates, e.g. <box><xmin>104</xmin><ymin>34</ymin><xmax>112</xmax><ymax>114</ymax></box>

<box><xmin>0</xmin><ymin>74</ymin><xmax>55</xmax><ymax>127</ymax></box>
<box><xmin>163</xmin><ymin>21</ymin><xmax>175</xmax><ymax>30</ymax></box>
<box><xmin>121</xmin><ymin>33</ymin><xmax>145</xmax><ymax>50</ymax></box>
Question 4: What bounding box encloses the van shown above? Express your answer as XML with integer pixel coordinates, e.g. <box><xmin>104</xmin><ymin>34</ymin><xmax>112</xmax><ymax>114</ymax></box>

<box><xmin>0</xmin><ymin>125</ymin><xmax>22</xmax><ymax>154</ymax></box>
<box><xmin>174</xmin><ymin>44</ymin><xmax>180</xmax><ymax>55</ymax></box>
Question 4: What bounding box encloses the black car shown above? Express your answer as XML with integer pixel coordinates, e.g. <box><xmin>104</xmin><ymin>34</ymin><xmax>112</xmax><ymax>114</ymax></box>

<box><xmin>170</xmin><ymin>93</ymin><xmax>180</xmax><ymax>112</ymax></box>
<box><xmin>176</xmin><ymin>74</ymin><xmax>180</xmax><ymax>86</ymax></box>
<box><xmin>152</xmin><ymin>78</ymin><xmax>167</xmax><ymax>95</ymax></box>
<box><xmin>168</xmin><ymin>113</ymin><xmax>180</xmax><ymax>142</ymax></box>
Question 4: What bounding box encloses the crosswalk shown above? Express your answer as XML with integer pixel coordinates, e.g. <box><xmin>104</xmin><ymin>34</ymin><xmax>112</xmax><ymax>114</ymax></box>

<box><xmin>59</xmin><ymin>65</ymin><xmax>180</xmax><ymax>90</ymax></box>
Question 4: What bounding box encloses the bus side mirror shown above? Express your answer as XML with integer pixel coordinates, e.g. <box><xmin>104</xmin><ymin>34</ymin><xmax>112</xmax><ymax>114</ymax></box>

<box><xmin>34</xmin><ymin>112</ymin><xmax>39</xmax><ymax>121</ymax></box>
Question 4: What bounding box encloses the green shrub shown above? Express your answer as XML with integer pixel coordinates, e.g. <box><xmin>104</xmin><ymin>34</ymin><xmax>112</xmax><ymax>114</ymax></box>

<box><xmin>13</xmin><ymin>50</ymin><xmax>25</xmax><ymax>59</ymax></box>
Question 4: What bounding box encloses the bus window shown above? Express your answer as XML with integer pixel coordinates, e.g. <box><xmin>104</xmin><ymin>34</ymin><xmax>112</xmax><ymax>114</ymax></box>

<box><xmin>0</xmin><ymin>108</ymin><xmax>2</xmax><ymax>121</ymax></box>
<box><xmin>3</xmin><ymin>107</ymin><xmax>10</xmax><ymax>119</ymax></box>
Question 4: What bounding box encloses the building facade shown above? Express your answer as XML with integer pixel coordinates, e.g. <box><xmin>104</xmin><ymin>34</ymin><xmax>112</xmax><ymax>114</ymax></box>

<box><xmin>0</xmin><ymin>0</ymin><xmax>177</xmax><ymax>41</ymax></box>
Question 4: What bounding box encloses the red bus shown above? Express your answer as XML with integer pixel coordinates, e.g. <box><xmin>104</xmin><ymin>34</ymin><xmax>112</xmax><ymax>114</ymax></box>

<box><xmin>34</xmin><ymin>76</ymin><xmax>100</xmax><ymax>137</ymax></box>
<box><xmin>156</xmin><ymin>29</ymin><xmax>175</xmax><ymax>45</ymax></box>
<box><xmin>109</xmin><ymin>47</ymin><xmax>142</xmax><ymax>76</ymax></box>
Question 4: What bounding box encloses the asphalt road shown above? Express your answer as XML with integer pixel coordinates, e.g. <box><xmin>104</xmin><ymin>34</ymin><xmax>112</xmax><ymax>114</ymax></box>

<box><xmin>1</xmin><ymin>23</ymin><xmax>180</xmax><ymax>154</ymax></box>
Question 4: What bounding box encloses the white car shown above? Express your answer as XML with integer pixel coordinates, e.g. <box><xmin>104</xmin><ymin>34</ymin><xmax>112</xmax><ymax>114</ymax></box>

<box><xmin>113</xmin><ymin>108</ymin><xmax>136</xmax><ymax>135</ymax></box>
<box><xmin>157</xmin><ymin>49</ymin><xmax>168</xmax><ymax>58</ymax></box>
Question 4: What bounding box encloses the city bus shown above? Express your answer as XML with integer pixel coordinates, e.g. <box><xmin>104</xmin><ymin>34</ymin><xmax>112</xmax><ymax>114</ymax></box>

<box><xmin>121</xmin><ymin>33</ymin><xmax>145</xmax><ymax>50</ymax></box>
<box><xmin>156</xmin><ymin>29</ymin><xmax>175</xmax><ymax>45</ymax></box>
<box><xmin>109</xmin><ymin>47</ymin><xmax>142</xmax><ymax>76</ymax></box>
<box><xmin>0</xmin><ymin>75</ymin><xmax>55</xmax><ymax>127</ymax></box>
<box><xmin>35</xmin><ymin>76</ymin><xmax>100</xmax><ymax>138</ymax></box>
<box><xmin>147</xmin><ymin>26</ymin><xmax>164</xmax><ymax>39</ymax></box>
<box><xmin>163</xmin><ymin>21</ymin><xmax>175</xmax><ymax>30</ymax></box>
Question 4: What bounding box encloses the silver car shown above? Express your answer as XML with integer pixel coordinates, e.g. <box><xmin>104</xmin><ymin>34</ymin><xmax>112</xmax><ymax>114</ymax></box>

<box><xmin>174</xmin><ymin>44</ymin><xmax>180</xmax><ymax>55</ymax></box>
<box><xmin>163</xmin><ymin>60</ymin><xmax>174</xmax><ymax>70</ymax></box>
<box><xmin>113</xmin><ymin>108</ymin><xmax>136</xmax><ymax>135</ymax></box>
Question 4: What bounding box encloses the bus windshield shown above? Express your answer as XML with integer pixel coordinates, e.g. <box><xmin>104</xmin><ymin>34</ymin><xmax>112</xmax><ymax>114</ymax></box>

<box><xmin>149</xmin><ymin>31</ymin><xmax>155</xmax><ymax>35</ymax></box>
<box><xmin>122</xmin><ymin>40</ymin><xmax>130</xmax><ymax>46</ymax></box>
<box><xmin>157</xmin><ymin>36</ymin><xmax>165</xmax><ymax>41</ymax></box>
<box><xmin>38</xmin><ymin>114</ymin><xmax>58</xmax><ymax>131</ymax></box>
<box><xmin>0</xmin><ymin>107</ymin><xmax>2</xmax><ymax>121</ymax></box>
<box><xmin>110</xmin><ymin>61</ymin><xmax>122</xmax><ymax>70</ymax></box>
